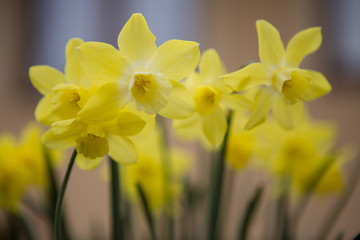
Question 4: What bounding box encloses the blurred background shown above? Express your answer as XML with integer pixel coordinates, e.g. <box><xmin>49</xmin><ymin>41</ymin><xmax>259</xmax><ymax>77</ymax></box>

<box><xmin>0</xmin><ymin>0</ymin><xmax>360</xmax><ymax>239</ymax></box>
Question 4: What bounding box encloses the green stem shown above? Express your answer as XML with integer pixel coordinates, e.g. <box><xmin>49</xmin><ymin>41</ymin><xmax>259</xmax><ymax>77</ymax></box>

<box><xmin>109</xmin><ymin>157</ymin><xmax>124</xmax><ymax>240</ymax></box>
<box><xmin>55</xmin><ymin>149</ymin><xmax>77</xmax><ymax>240</ymax></box>
<box><xmin>208</xmin><ymin>111</ymin><xmax>232</xmax><ymax>240</ymax></box>
<box><xmin>136</xmin><ymin>183</ymin><xmax>157</xmax><ymax>240</ymax></box>
<box><xmin>238</xmin><ymin>186</ymin><xmax>263</xmax><ymax>240</ymax></box>
<box><xmin>43</xmin><ymin>148</ymin><xmax>71</xmax><ymax>240</ymax></box>
<box><xmin>157</xmin><ymin>116</ymin><xmax>174</xmax><ymax>240</ymax></box>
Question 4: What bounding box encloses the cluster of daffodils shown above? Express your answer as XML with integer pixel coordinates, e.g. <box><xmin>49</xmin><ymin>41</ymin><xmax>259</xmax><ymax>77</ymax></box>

<box><xmin>22</xmin><ymin>12</ymin><xmax>355</xmax><ymax>240</ymax></box>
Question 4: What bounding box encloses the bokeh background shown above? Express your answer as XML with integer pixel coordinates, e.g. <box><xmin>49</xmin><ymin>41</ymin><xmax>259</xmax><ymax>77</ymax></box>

<box><xmin>1</xmin><ymin>0</ymin><xmax>360</xmax><ymax>239</ymax></box>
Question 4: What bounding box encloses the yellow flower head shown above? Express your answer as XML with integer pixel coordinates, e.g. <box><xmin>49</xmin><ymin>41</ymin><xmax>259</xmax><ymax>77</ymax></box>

<box><xmin>79</xmin><ymin>13</ymin><xmax>200</xmax><ymax>118</ymax></box>
<box><xmin>254</xmin><ymin>116</ymin><xmax>345</xmax><ymax>196</ymax></box>
<box><xmin>173</xmin><ymin>49</ymin><xmax>251</xmax><ymax>148</ymax></box>
<box><xmin>121</xmin><ymin>128</ymin><xmax>190</xmax><ymax>213</ymax></box>
<box><xmin>0</xmin><ymin>123</ymin><xmax>60</xmax><ymax>212</ymax></box>
<box><xmin>221</xmin><ymin>20</ymin><xmax>331</xmax><ymax>130</ymax></box>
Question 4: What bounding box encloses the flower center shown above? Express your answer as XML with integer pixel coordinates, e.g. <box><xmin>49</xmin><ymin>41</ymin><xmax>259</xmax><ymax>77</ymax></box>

<box><xmin>131</xmin><ymin>73</ymin><xmax>152</xmax><ymax>95</ymax></box>
<box><xmin>281</xmin><ymin>70</ymin><xmax>312</xmax><ymax>104</ymax></box>
<box><xmin>76</xmin><ymin>134</ymin><xmax>109</xmax><ymax>159</ymax></box>
<box><xmin>194</xmin><ymin>86</ymin><xmax>219</xmax><ymax>116</ymax></box>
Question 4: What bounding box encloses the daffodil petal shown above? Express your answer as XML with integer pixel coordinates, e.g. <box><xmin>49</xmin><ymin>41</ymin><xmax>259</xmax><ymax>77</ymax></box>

<box><xmin>172</xmin><ymin>113</ymin><xmax>202</xmax><ymax>139</ymax></box>
<box><xmin>203</xmin><ymin>107</ymin><xmax>227</xmax><ymax>147</ymax></box>
<box><xmin>29</xmin><ymin>66</ymin><xmax>66</xmax><ymax>95</ymax></box>
<box><xmin>117</xmin><ymin>13</ymin><xmax>157</xmax><ymax>65</ymax></box>
<box><xmin>221</xmin><ymin>93</ymin><xmax>252</xmax><ymax>111</ymax></box>
<box><xmin>35</xmin><ymin>96</ymin><xmax>59</xmax><ymax>125</ymax></box>
<box><xmin>304</xmin><ymin>70</ymin><xmax>332</xmax><ymax>101</ymax></box>
<box><xmin>158</xmin><ymin>80</ymin><xmax>195</xmax><ymax>119</ymax></box>
<box><xmin>221</xmin><ymin>63</ymin><xmax>269</xmax><ymax>91</ymax></box>
<box><xmin>104</xmin><ymin>112</ymin><xmax>146</xmax><ymax>136</ymax></box>
<box><xmin>151</xmin><ymin>39</ymin><xmax>200</xmax><ymax>81</ymax></box>
<box><xmin>42</xmin><ymin>129</ymin><xmax>77</xmax><ymax>150</ymax></box>
<box><xmin>199</xmin><ymin>48</ymin><xmax>226</xmax><ymax>80</ymax></box>
<box><xmin>108</xmin><ymin>135</ymin><xmax>137</xmax><ymax>164</ymax></box>
<box><xmin>286</xmin><ymin>27</ymin><xmax>322</xmax><ymax>67</ymax></box>
<box><xmin>245</xmin><ymin>87</ymin><xmax>276</xmax><ymax>130</ymax></box>
<box><xmin>273</xmin><ymin>96</ymin><xmax>305</xmax><ymax>130</ymax></box>
<box><xmin>78</xmin><ymin>82</ymin><xmax>128</xmax><ymax>121</ymax></box>
<box><xmin>79</xmin><ymin>42</ymin><xmax>127</xmax><ymax>86</ymax></box>
<box><xmin>75</xmin><ymin>154</ymin><xmax>103</xmax><ymax>170</ymax></box>
<box><xmin>256</xmin><ymin>20</ymin><xmax>285</xmax><ymax>66</ymax></box>
<box><xmin>51</xmin><ymin>119</ymin><xmax>81</xmax><ymax>135</ymax></box>
<box><xmin>122</xmin><ymin>103</ymin><xmax>156</xmax><ymax>134</ymax></box>
<box><xmin>64</xmin><ymin>38</ymin><xmax>87</xmax><ymax>85</ymax></box>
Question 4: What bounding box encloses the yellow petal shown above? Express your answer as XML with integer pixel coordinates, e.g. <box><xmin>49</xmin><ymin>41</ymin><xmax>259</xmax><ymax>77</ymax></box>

<box><xmin>151</xmin><ymin>39</ymin><xmax>200</xmax><ymax>81</ymax></box>
<box><xmin>221</xmin><ymin>63</ymin><xmax>269</xmax><ymax>91</ymax></box>
<box><xmin>203</xmin><ymin>107</ymin><xmax>227</xmax><ymax>147</ymax></box>
<box><xmin>273</xmin><ymin>96</ymin><xmax>305</xmax><ymax>130</ymax></box>
<box><xmin>172</xmin><ymin>113</ymin><xmax>202</xmax><ymax>139</ymax></box>
<box><xmin>78</xmin><ymin>82</ymin><xmax>128</xmax><ymax>121</ymax></box>
<box><xmin>35</xmin><ymin>96</ymin><xmax>59</xmax><ymax>125</ymax></box>
<box><xmin>122</xmin><ymin>103</ymin><xmax>156</xmax><ymax>134</ymax></box>
<box><xmin>256</xmin><ymin>20</ymin><xmax>286</xmax><ymax>66</ymax></box>
<box><xmin>108</xmin><ymin>135</ymin><xmax>137</xmax><ymax>164</ymax></box>
<box><xmin>29</xmin><ymin>65</ymin><xmax>66</xmax><ymax>95</ymax></box>
<box><xmin>220</xmin><ymin>93</ymin><xmax>252</xmax><ymax>111</ymax></box>
<box><xmin>199</xmin><ymin>48</ymin><xmax>227</xmax><ymax>81</ymax></box>
<box><xmin>42</xmin><ymin>129</ymin><xmax>77</xmax><ymax>150</ymax></box>
<box><xmin>79</xmin><ymin>42</ymin><xmax>127</xmax><ymax>86</ymax></box>
<box><xmin>303</xmin><ymin>70</ymin><xmax>332</xmax><ymax>101</ymax></box>
<box><xmin>117</xmin><ymin>13</ymin><xmax>157</xmax><ymax>65</ymax></box>
<box><xmin>245</xmin><ymin>87</ymin><xmax>276</xmax><ymax>130</ymax></box>
<box><xmin>286</xmin><ymin>27</ymin><xmax>322</xmax><ymax>67</ymax></box>
<box><xmin>64</xmin><ymin>38</ymin><xmax>87</xmax><ymax>85</ymax></box>
<box><xmin>75</xmin><ymin>154</ymin><xmax>103</xmax><ymax>170</ymax></box>
<box><xmin>158</xmin><ymin>80</ymin><xmax>195</xmax><ymax>119</ymax></box>
<box><xmin>104</xmin><ymin>112</ymin><xmax>146</xmax><ymax>136</ymax></box>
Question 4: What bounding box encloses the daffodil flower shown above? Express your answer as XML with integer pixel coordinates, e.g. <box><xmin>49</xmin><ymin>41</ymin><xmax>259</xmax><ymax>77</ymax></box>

<box><xmin>79</xmin><ymin>13</ymin><xmax>200</xmax><ymax>118</ymax></box>
<box><xmin>0</xmin><ymin>123</ymin><xmax>59</xmax><ymax>212</ymax></box>
<box><xmin>221</xmin><ymin>20</ymin><xmax>331</xmax><ymax>130</ymax></box>
<box><xmin>173</xmin><ymin>49</ymin><xmax>251</xmax><ymax>148</ymax></box>
<box><xmin>41</xmin><ymin>109</ymin><xmax>146</xmax><ymax>170</ymax></box>
<box><xmin>29</xmin><ymin>38</ymin><xmax>127</xmax><ymax>126</ymax></box>
<box><xmin>253</xmin><ymin>116</ymin><xmax>345</xmax><ymax>195</ymax></box>
<box><xmin>121</xmin><ymin>128</ymin><xmax>190</xmax><ymax>212</ymax></box>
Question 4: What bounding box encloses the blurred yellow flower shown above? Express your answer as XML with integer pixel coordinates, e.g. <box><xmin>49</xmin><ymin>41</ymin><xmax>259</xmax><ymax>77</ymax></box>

<box><xmin>226</xmin><ymin>112</ymin><xmax>254</xmax><ymax>170</ymax></box>
<box><xmin>0</xmin><ymin>123</ymin><xmax>60</xmax><ymax>212</ymax></box>
<box><xmin>221</xmin><ymin>20</ymin><xmax>331</xmax><ymax>130</ymax></box>
<box><xmin>79</xmin><ymin>13</ymin><xmax>200</xmax><ymax>118</ymax></box>
<box><xmin>121</xmin><ymin>128</ymin><xmax>190</xmax><ymax>212</ymax></box>
<box><xmin>173</xmin><ymin>49</ymin><xmax>251</xmax><ymax>148</ymax></box>
<box><xmin>254</xmin><ymin>117</ymin><xmax>344</xmax><ymax>195</ymax></box>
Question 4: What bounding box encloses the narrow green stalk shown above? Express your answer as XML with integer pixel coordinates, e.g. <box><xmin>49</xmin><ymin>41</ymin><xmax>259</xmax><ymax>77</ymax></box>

<box><xmin>19</xmin><ymin>213</ymin><xmax>34</xmax><ymax>240</ymax></box>
<box><xmin>238</xmin><ymin>186</ymin><xmax>263</xmax><ymax>240</ymax></box>
<box><xmin>136</xmin><ymin>183</ymin><xmax>157</xmax><ymax>240</ymax></box>
<box><xmin>109</xmin><ymin>157</ymin><xmax>124</xmax><ymax>240</ymax></box>
<box><xmin>55</xmin><ymin>149</ymin><xmax>77</xmax><ymax>240</ymax></box>
<box><xmin>157</xmin><ymin>116</ymin><xmax>174</xmax><ymax>240</ymax></box>
<box><xmin>208</xmin><ymin>111</ymin><xmax>233</xmax><ymax>240</ymax></box>
<box><xmin>43</xmin><ymin>148</ymin><xmax>71</xmax><ymax>240</ymax></box>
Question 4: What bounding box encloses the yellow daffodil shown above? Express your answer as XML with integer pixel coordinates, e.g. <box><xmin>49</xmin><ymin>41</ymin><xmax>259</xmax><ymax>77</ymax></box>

<box><xmin>0</xmin><ymin>123</ymin><xmax>60</xmax><ymax>212</ymax></box>
<box><xmin>226</xmin><ymin>112</ymin><xmax>254</xmax><ymax>170</ymax></box>
<box><xmin>79</xmin><ymin>13</ymin><xmax>200</xmax><ymax>118</ymax></box>
<box><xmin>254</xmin><ymin>116</ymin><xmax>344</xmax><ymax>195</ymax></box>
<box><xmin>29</xmin><ymin>38</ymin><xmax>126</xmax><ymax>126</ymax></box>
<box><xmin>43</xmin><ymin>110</ymin><xmax>146</xmax><ymax>170</ymax></box>
<box><xmin>221</xmin><ymin>20</ymin><xmax>331</xmax><ymax>130</ymax></box>
<box><xmin>121</xmin><ymin>128</ymin><xmax>190</xmax><ymax>212</ymax></box>
<box><xmin>173</xmin><ymin>49</ymin><xmax>251</xmax><ymax>148</ymax></box>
